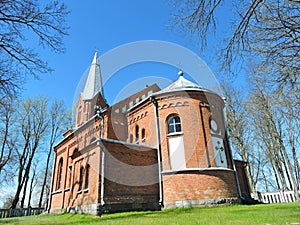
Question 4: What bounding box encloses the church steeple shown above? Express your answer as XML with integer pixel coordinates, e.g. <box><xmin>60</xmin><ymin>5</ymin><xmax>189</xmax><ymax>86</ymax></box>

<box><xmin>82</xmin><ymin>51</ymin><xmax>104</xmax><ymax>100</ymax></box>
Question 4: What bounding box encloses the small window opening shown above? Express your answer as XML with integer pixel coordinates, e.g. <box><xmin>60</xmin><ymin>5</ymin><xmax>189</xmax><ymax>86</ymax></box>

<box><xmin>168</xmin><ymin>115</ymin><xmax>182</xmax><ymax>134</ymax></box>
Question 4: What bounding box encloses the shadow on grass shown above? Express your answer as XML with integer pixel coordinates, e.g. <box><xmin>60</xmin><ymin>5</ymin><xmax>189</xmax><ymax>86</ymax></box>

<box><xmin>100</xmin><ymin>207</ymin><xmax>195</xmax><ymax>221</ymax></box>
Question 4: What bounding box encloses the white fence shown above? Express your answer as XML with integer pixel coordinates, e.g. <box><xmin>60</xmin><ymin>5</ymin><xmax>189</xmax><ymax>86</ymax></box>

<box><xmin>258</xmin><ymin>190</ymin><xmax>300</xmax><ymax>204</ymax></box>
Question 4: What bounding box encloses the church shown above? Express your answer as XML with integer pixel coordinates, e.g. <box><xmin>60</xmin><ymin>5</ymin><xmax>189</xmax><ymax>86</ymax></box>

<box><xmin>48</xmin><ymin>52</ymin><xmax>251</xmax><ymax>215</ymax></box>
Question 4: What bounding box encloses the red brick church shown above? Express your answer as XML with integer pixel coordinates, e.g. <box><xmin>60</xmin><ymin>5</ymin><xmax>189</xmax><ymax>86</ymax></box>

<box><xmin>48</xmin><ymin>52</ymin><xmax>251</xmax><ymax>215</ymax></box>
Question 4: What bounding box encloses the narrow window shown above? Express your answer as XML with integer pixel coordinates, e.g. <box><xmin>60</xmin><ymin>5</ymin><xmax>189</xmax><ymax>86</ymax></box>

<box><xmin>129</xmin><ymin>134</ymin><xmax>133</xmax><ymax>143</ymax></box>
<box><xmin>135</xmin><ymin>125</ymin><xmax>139</xmax><ymax>142</ymax></box>
<box><xmin>141</xmin><ymin>128</ymin><xmax>146</xmax><ymax>142</ymax></box>
<box><xmin>68</xmin><ymin>165</ymin><xmax>72</xmax><ymax>188</ymax></box>
<box><xmin>85</xmin><ymin>165</ymin><xmax>90</xmax><ymax>190</ymax></box>
<box><xmin>79</xmin><ymin>166</ymin><xmax>84</xmax><ymax>191</ymax></box>
<box><xmin>168</xmin><ymin>115</ymin><xmax>182</xmax><ymax>134</ymax></box>
<box><xmin>77</xmin><ymin>106</ymin><xmax>82</xmax><ymax>125</ymax></box>
<box><xmin>56</xmin><ymin>158</ymin><xmax>63</xmax><ymax>190</ymax></box>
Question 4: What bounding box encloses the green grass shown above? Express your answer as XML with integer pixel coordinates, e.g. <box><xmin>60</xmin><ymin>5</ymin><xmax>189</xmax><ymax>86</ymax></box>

<box><xmin>0</xmin><ymin>203</ymin><xmax>299</xmax><ymax>225</ymax></box>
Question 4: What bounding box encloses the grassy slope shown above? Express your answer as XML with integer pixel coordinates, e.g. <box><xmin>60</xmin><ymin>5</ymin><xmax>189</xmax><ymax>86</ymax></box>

<box><xmin>0</xmin><ymin>203</ymin><xmax>299</xmax><ymax>225</ymax></box>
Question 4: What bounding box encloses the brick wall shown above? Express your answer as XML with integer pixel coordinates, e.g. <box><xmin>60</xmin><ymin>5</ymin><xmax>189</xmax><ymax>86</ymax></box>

<box><xmin>127</xmin><ymin>102</ymin><xmax>157</xmax><ymax>147</ymax></box>
<box><xmin>50</xmin><ymin>141</ymin><xmax>101</xmax><ymax>213</ymax></box>
<box><xmin>154</xmin><ymin>91</ymin><xmax>232</xmax><ymax>171</ymax></box>
<box><xmin>156</xmin><ymin>93</ymin><xmax>207</xmax><ymax>170</ymax></box>
<box><xmin>162</xmin><ymin>169</ymin><xmax>239</xmax><ymax>208</ymax></box>
<box><xmin>151</xmin><ymin>90</ymin><xmax>239</xmax><ymax>207</ymax></box>
<box><xmin>101</xmin><ymin>140</ymin><xmax>160</xmax><ymax>211</ymax></box>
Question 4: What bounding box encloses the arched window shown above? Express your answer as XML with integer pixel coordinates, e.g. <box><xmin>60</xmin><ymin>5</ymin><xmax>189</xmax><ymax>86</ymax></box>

<box><xmin>68</xmin><ymin>165</ymin><xmax>72</xmax><ymax>188</ymax></box>
<box><xmin>56</xmin><ymin>158</ymin><xmax>63</xmax><ymax>190</ymax></box>
<box><xmin>141</xmin><ymin>128</ymin><xmax>146</xmax><ymax>142</ymax></box>
<box><xmin>73</xmin><ymin>148</ymin><xmax>78</xmax><ymax>154</ymax></box>
<box><xmin>79</xmin><ymin>166</ymin><xmax>84</xmax><ymax>191</ymax></box>
<box><xmin>85</xmin><ymin>165</ymin><xmax>90</xmax><ymax>190</ymax></box>
<box><xmin>77</xmin><ymin>106</ymin><xmax>82</xmax><ymax>125</ymax></box>
<box><xmin>168</xmin><ymin>115</ymin><xmax>182</xmax><ymax>134</ymax></box>
<box><xmin>135</xmin><ymin>125</ymin><xmax>139</xmax><ymax>142</ymax></box>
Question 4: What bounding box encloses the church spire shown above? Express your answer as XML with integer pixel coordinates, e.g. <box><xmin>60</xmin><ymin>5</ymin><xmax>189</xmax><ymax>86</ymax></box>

<box><xmin>82</xmin><ymin>51</ymin><xmax>104</xmax><ymax>100</ymax></box>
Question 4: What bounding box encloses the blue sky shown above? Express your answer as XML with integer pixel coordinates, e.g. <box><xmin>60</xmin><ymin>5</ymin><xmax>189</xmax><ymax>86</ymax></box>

<box><xmin>23</xmin><ymin>0</ymin><xmax>231</xmax><ymax>108</ymax></box>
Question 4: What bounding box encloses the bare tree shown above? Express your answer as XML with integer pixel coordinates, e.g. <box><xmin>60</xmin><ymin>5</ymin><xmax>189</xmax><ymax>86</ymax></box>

<box><xmin>249</xmin><ymin>2</ymin><xmax>300</xmax><ymax>86</ymax></box>
<box><xmin>278</xmin><ymin>88</ymin><xmax>300</xmax><ymax>190</ymax></box>
<box><xmin>0</xmin><ymin>96</ymin><xmax>15</xmax><ymax>175</ymax></box>
<box><xmin>0</xmin><ymin>63</ymin><xmax>21</xmax><ymax>104</ymax></box>
<box><xmin>247</xmin><ymin>77</ymin><xmax>299</xmax><ymax>197</ymax></box>
<box><xmin>222</xmin><ymin>82</ymin><xmax>256</xmax><ymax>196</ymax></box>
<box><xmin>38</xmin><ymin>99</ymin><xmax>71</xmax><ymax>208</ymax></box>
<box><xmin>11</xmin><ymin>96</ymin><xmax>49</xmax><ymax>209</ymax></box>
<box><xmin>0</xmin><ymin>0</ymin><xmax>69</xmax><ymax>101</ymax></box>
<box><xmin>2</xmin><ymin>193</ymin><xmax>18</xmax><ymax>209</ymax></box>
<box><xmin>171</xmin><ymin>0</ymin><xmax>300</xmax><ymax>86</ymax></box>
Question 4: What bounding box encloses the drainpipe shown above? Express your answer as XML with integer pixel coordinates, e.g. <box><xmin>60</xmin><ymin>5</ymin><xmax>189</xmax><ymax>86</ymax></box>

<box><xmin>199</xmin><ymin>102</ymin><xmax>211</xmax><ymax>167</ymax></box>
<box><xmin>95</xmin><ymin>107</ymin><xmax>105</xmax><ymax>208</ymax></box>
<box><xmin>221</xmin><ymin>102</ymin><xmax>243</xmax><ymax>200</ymax></box>
<box><xmin>100</xmin><ymin>144</ymin><xmax>105</xmax><ymax>206</ymax></box>
<box><xmin>47</xmin><ymin>150</ymin><xmax>57</xmax><ymax>213</ymax></box>
<box><xmin>150</xmin><ymin>97</ymin><xmax>163</xmax><ymax>207</ymax></box>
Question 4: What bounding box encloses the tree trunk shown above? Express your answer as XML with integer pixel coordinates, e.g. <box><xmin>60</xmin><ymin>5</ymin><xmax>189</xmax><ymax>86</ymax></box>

<box><xmin>38</xmin><ymin>145</ymin><xmax>52</xmax><ymax>208</ymax></box>
<box><xmin>11</xmin><ymin>151</ymin><xmax>27</xmax><ymax>209</ymax></box>
<box><xmin>20</xmin><ymin>173</ymin><xmax>29</xmax><ymax>208</ymax></box>
<box><xmin>27</xmin><ymin>167</ymin><xmax>36</xmax><ymax>208</ymax></box>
